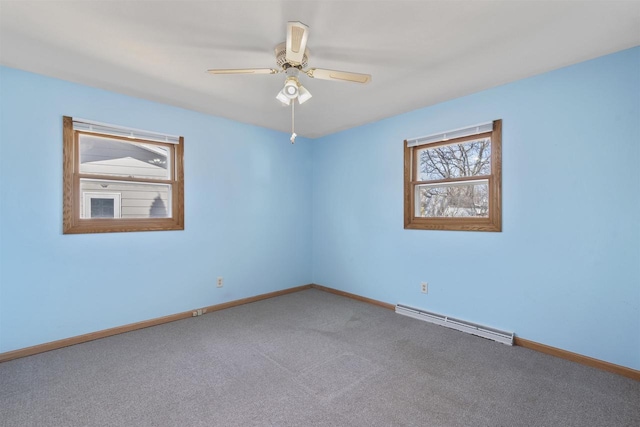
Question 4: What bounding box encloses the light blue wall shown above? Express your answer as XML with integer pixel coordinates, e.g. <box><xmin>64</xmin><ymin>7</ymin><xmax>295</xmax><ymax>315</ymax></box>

<box><xmin>0</xmin><ymin>66</ymin><xmax>312</xmax><ymax>353</ymax></box>
<box><xmin>311</xmin><ymin>47</ymin><xmax>640</xmax><ymax>370</ymax></box>
<box><xmin>1</xmin><ymin>47</ymin><xmax>639</xmax><ymax>371</ymax></box>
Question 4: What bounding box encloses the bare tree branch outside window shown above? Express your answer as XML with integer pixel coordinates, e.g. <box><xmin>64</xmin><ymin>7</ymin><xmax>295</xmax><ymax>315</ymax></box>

<box><xmin>417</xmin><ymin>138</ymin><xmax>491</xmax><ymax>217</ymax></box>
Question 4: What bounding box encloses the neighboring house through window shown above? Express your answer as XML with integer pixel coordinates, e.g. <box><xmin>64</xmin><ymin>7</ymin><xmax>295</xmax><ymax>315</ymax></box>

<box><xmin>63</xmin><ymin>116</ymin><xmax>184</xmax><ymax>234</ymax></box>
<box><xmin>404</xmin><ymin>120</ymin><xmax>502</xmax><ymax>231</ymax></box>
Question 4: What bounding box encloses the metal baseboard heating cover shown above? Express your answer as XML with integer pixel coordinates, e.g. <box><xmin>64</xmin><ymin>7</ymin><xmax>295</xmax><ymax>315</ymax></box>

<box><xmin>395</xmin><ymin>304</ymin><xmax>514</xmax><ymax>345</ymax></box>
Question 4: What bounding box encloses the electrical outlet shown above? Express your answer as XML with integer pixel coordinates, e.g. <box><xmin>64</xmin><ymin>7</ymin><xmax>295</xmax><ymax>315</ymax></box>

<box><xmin>217</xmin><ymin>277</ymin><xmax>224</xmax><ymax>288</ymax></box>
<box><xmin>421</xmin><ymin>282</ymin><xmax>428</xmax><ymax>294</ymax></box>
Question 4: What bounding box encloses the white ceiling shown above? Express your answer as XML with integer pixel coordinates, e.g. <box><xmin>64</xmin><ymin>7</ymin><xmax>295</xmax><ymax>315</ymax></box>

<box><xmin>1</xmin><ymin>1</ymin><xmax>639</xmax><ymax>138</ymax></box>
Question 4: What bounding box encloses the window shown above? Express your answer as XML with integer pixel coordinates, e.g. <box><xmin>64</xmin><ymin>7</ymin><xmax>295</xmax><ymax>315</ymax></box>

<box><xmin>83</xmin><ymin>192</ymin><xmax>122</xmax><ymax>218</ymax></box>
<box><xmin>404</xmin><ymin>119</ymin><xmax>501</xmax><ymax>231</ymax></box>
<box><xmin>63</xmin><ymin>116</ymin><xmax>184</xmax><ymax>234</ymax></box>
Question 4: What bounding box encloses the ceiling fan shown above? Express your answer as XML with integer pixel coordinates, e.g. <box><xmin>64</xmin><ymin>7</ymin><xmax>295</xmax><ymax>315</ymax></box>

<box><xmin>207</xmin><ymin>21</ymin><xmax>372</xmax><ymax>142</ymax></box>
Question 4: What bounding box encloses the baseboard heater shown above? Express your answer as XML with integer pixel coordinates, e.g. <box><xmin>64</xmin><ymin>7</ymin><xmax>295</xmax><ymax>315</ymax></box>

<box><xmin>395</xmin><ymin>304</ymin><xmax>514</xmax><ymax>346</ymax></box>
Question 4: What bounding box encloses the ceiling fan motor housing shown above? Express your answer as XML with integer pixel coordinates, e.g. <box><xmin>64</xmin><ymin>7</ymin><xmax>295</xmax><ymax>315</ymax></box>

<box><xmin>275</xmin><ymin>42</ymin><xmax>309</xmax><ymax>70</ymax></box>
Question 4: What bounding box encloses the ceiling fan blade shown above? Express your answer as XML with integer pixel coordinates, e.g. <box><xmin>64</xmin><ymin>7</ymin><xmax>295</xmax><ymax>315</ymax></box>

<box><xmin>286</xmin><ymin>21</ymin><xmax>309</xmax><ymax>66</ymax></box>
<box><xmin>207</xmin><ymin>68</ymin><xmax>279</xmax><ymax>75</ymax></box>
<box><xmin>306</xmin><ymin>68</ymin><xmax>371</xmax><ymax>84</ymax></box>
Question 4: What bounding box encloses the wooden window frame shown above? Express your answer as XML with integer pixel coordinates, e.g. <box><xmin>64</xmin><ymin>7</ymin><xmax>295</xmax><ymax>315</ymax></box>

<box><xmin>63</xmin><ymin>116</ymin><xmax>184</xmax><ymax>234</ymax></box>
<box><xmin>404</xmin><ymin>119</ymin><xmax>502</xmax><ymax>232</ymax></box>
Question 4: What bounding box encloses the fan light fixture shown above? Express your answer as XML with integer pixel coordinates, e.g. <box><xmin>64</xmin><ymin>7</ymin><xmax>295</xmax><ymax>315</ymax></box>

<box><xmin>283</xmin><ymin>78</ymin><xmax>299</xmax><ymax>98</ymax></box>
<box><xmin>276</xmin><ymin>90</ymin><xmax>291</xmax><ymax>105</ymax></box>
<box><xmin>298</xmin><ymin>85</ymin><xmax>312</xmax><ymax>104</ymax></box>
<box><xmin>275</xmin><ymin>75</ymin><xmax>312</xmax><ymax>143</ymax></box>
<box><xmin>276</xmin><ymin>76</ymin><xmax>312</xmax><ymax>106</ymax></box>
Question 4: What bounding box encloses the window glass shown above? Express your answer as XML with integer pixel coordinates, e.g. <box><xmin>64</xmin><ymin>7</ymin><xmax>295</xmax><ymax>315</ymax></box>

<box><xmin>79</xmin><ymin>179</ymin><xmax>171</xmax><ymax>219</ymax></box>
<box><xmin>79</xmin><ymin>134</ymin><xmax>170</xmax><ymax>180</ymax></box>
<box><xmin>415</xmin><ymin>180</ymin><xmax>489</xmax><ymax>218</ymax></box>
<box><xmin>417</xmin><ymin>137</ymin><xmax>491</xmax><ymax>181</ymax></box>
<box><xmin>90</xmin><ymin>198</ymin><xmax>115</xmax><ymax>218</ymax></box>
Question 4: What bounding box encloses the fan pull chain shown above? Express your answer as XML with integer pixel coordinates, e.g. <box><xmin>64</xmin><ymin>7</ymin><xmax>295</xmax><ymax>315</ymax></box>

<box><xmin>290</xmin><ymin>101</ymin><xmax>297</xmax><ymax>144</ymax></box>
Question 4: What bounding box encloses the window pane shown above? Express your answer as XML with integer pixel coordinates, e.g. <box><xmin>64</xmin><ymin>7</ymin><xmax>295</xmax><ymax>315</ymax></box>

<box><xmin>79</xmin><ymin>134</ymin><xmax>170</xmax><ymax>180</ymax></box>
<box><xmin>80</xmin><ymin>179</ymin><xmax>171</xmax><ymax>219</ymax></box>
<box><xmin>90</xmin><ymin>198</ymin><xmax>114</xmax><ymax>218</ymax></box>
<box><xmin>416</xmin><ymin>180</ymin><xmax>489</xmax><ymax>218</ymax></box>
<box><xmin>418</xmin><ymin>137</ymin><xmax>490</xmax><ymax>181</ymax></box>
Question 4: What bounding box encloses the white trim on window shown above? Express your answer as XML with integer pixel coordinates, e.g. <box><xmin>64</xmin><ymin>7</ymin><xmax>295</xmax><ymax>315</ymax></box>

<box><xmin>406</xmin><ymin>122</ymin><xmax>493</xmax><ymax>147</ymax></box>
<box><xmin>73</xmin><ymin>118</ymin><xmax>180</xmax><ymax>144</ymax></box>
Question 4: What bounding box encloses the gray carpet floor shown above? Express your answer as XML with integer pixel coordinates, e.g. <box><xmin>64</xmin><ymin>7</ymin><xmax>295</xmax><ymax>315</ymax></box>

<box><xmin>1</xmin><ymin>288</ymin><xmax>638</xmax><ymax>426</ymax></box>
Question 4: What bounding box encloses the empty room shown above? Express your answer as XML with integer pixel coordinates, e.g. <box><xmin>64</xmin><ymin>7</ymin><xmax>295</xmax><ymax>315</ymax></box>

<box><xmin>0</xmin><ymin>1</ymin><xmax>639</xmax><ymax>426</ymax></box>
